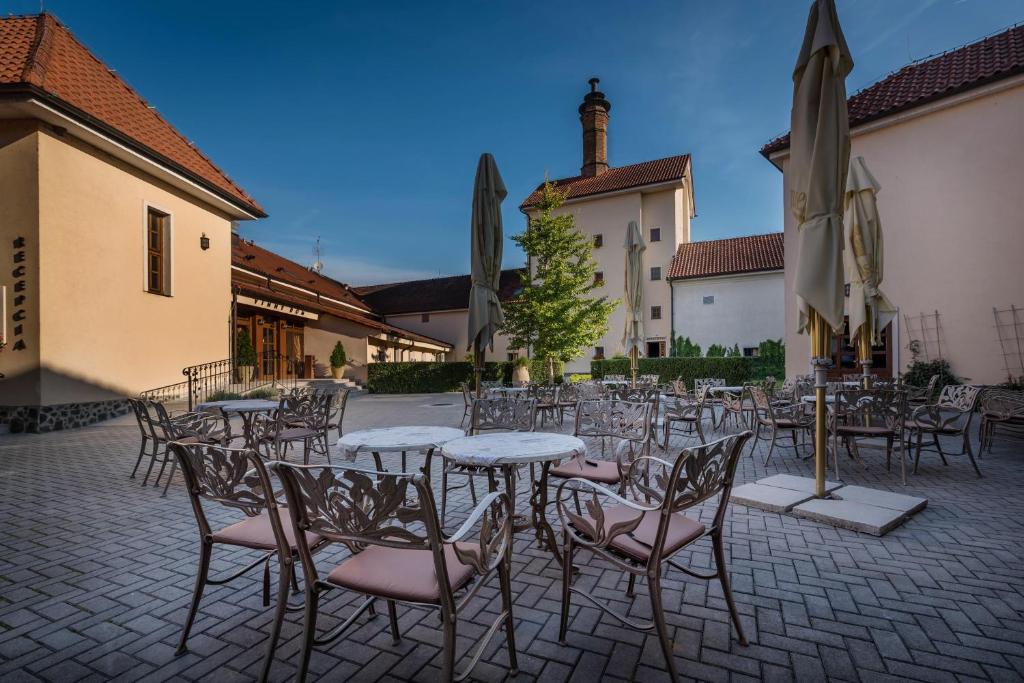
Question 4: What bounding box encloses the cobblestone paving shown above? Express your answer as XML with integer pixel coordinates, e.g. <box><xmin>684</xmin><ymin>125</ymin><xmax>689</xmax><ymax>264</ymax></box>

<box><xmin>1</xmin><ymin>393</ymin><xmax>1023</xmax><ymax>682</ymax></box>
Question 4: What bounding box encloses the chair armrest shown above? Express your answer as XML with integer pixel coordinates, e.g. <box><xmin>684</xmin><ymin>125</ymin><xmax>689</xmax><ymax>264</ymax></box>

<box><xmin>555</xmin><ymin>477</ymin><xmax>658</xmax><ymax>550</ymax></box>
<box><xmin>444</xmin><ymin>491</ymin><xmax>513</xmax><ymax>574</ymax></box>
<box><xmin>909</xmin><ymin>404</ymin><xmax>964</xmax><ymax>431</ymax></box>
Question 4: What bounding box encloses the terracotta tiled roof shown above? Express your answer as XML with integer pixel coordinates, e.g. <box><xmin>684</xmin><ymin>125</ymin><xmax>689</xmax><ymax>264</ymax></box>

<box><xmin>0</xmin><ymin>14</ymin><xmax>264</xmax><ymax>216</ymax></box>
<box><xmin>519</xmin><ymin>154</ymin><xmax>690</xmax><ymax>209</ymax></box>
<box><xmin>667</xmin><ymin>233</ymin><xmax>784</xmax><ymax>280</ymax></box>
<box><xmin>761</xmin><ymin>24</ymin><xmax>1024</xmax><ymax>157</ymax></box>
<box><xmin>356</xmin><ymin>269</ymin><xmax>524</xmax><ymax>315</ymax></box>
<box><xmin>232</xmin><ymin>234</ymin><xmax>372</xmax><ymax>312</ymax></box>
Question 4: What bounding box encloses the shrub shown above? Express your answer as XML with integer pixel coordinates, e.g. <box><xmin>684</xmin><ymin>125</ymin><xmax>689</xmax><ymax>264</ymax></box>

<box><xmin>368</xmin><ymin>362</ymin><xmax>505</xmax><ymax>393</ymax></box>
<box><xmin>207</xmin><ymin>390</ymin><xmax>243</xmax><ymax>401</ymax></box>
<box><xmin>330</xmin><ymin>342</ymin><xmax>347</xmax><ymax>368</ymax></box>
<box><xmin>568</xmin><ymin>373</ymin><xmax>592</xmax><ymax>383</ymax></box>
<box><xmin>591</xmin><ymin>357</ymin><xmax>751</xmax><ymax>386</ymax></box>
<box><xmin>904</xmin><ymin>359</ymin><xmax>960</xmax><ymax>392</ymax></box>
<box><xmin>706</xmin><ymin>343</ymin><xmax>727</xmax><ymax>358</ymax></box>
<box><xmin>246</xmin><ymin>387</ymin><xmax>280</xmax><ymax>400</ymax></box>
<box><xmin>235</xmin><ymin>329</ymin><xmax>256</xmax><ymax>366</ymax></box>
<box><xmin>671</xmin><ymin>336</ymin><xmax>702</xmax><ymax>357</ymax></box>
<box><xmin>751</xmin><ymin>338</ymin><xmax>785</xmax><ymax>380</ymax></box>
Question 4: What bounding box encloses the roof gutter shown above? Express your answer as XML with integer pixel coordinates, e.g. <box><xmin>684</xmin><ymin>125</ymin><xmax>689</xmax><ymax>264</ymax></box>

<box><xmin>0</xmin><ymin>86</ymin><xmax>266</xmax><ymax>219</ymax></box>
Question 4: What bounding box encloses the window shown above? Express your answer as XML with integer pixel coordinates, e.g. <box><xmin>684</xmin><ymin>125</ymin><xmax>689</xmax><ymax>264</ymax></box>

<box><xmin>507</xmin><ymin>352</ymin><xmax>518</xmax><ymax>362</ymax></box>
<box><xmin>650</xmin><ymin>227</ymin><xmax>661</xmax><ymax>242</ymax></box>
<box><xmin>647</xmin><ymin>341</ymin><xmax>666</xmax><ymax>358</ymax></box>
<box><xmin>594</xmin><ymin>271</ymin><xmax>604</xmax><ymax>285</ymax></box>
<box><xmin>743</xmin><ymin>347</ymin><xmax>759</xmax><ymax>357</ymax></box>
<box><xmin>650</xmin><ymin>266</ymin><xmax>661</xmax><ymax>281</ymax></box>
<box><xmin>421</xmin><ymin>313</ymin><xmax>430</xmax><ymax>323</ymax></box>
<box><xmin>651</xmin><ymin>305</ymin><xmax>662</xmax><ymax>320</ymax></box>
<box><xmin>702</xmin><ymin>295</ymin><xmax>715</xmax><ymax>305</ymax></box>
<box><xmin>594</xmin><ymin>234</ymin><xmax>603</xmax><ymax>248</ymax></box>
<box><xmin>146</xmin><ymin>207</ymin><xmax>170</xmax><ymax>295</ymax></box>
<box><xmin>594</xmin><ymin>346</ymin><xmax>605</xmax><ymax>358</ymax></box>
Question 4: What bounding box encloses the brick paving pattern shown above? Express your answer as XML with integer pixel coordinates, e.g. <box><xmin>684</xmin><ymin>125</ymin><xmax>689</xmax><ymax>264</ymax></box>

<box><xmin>1</xmin><ymin>393</ymin><xmax>1023</xmax><ymax>682</ymax></box>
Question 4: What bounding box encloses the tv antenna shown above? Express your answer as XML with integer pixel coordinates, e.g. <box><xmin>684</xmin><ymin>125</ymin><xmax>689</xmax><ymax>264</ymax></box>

<box><xmin>311</xmin><ymin>236</ymin><xmax>324</xmax><ymax>274</ymax></box>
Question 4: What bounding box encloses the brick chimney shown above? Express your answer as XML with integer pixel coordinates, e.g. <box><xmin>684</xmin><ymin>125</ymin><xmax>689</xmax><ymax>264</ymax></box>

<box><xmin>579</xmin><ymin>77</ymin><xmax>611</xmax><ymax>177</ymax></box>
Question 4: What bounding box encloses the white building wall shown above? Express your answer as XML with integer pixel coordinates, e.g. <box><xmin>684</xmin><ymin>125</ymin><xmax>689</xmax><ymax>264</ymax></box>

<box><xmin>671</xmin><ymin>271</ymin><xmax>785</xmax><ymax>353</ymax></box>
<box><xmin>384</xmin><ymin>309</ymin><xmax>519</xmax><ymax>362</ymax></box>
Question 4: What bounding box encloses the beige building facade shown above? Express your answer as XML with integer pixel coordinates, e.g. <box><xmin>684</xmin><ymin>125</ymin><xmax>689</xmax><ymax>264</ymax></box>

<box><xmin>762</xmin><ymin>26</ymin><xmax>1024</xmax><ymax>384</ymax></box>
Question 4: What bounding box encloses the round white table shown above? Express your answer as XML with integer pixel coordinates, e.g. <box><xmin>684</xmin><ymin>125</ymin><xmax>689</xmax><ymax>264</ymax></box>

<box><xmin>707</xmin><ymin>385</ymin><xmax>745</xmax><ymax>394</ymax></box>
<box><xmin>442</xmin><ymin>432</ymin><xmax>585</xmax><ymax>563</ymax></box>
<box><xmin>337</xmin><ymin>425</ymin><xmax>465</xmax><ymax>474</ymax></box>
<box><xmin>197</xmin><ymin>399</ymin><xmax>280</xmax><ymax>449</ymax></box>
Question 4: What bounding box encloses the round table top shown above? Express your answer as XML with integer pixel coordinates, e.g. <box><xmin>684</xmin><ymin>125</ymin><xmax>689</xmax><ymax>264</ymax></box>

<box><xmin>801</xmin><ymin>395</ymin><xmax>836</xmax><ymax>404</ymax></box>
<box><xmin>708</xmin><ymin>385</ymin><xmax>745</xmax><ymax>394</ymax></box>
<box><xmin>197</xmin><ymin>399</ymin><xmax>280</xmax><ymax>413</ymax></box>
<box><xmin>487</xmin><ymin>386</ymin><xmax>528</xmax><ymax>393</ymax></box>
<box><xmin>337</xmin><ymin>426</ymin><xmax>465</xmax><ymax>461</ymax></box>
<box><xmin>600</xmin><ymin>379</ymin><xmax>628</xmax><ymax>385</ymax></box>
<box><xmin>441</xmin><ymin>432</ymin><xmax>586</xmax><ymax>467</ymax></box>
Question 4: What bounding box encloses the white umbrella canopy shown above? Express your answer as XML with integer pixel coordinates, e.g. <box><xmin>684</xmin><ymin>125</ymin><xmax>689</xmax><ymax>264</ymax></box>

<box><xmin>467</xmin><ymin>153</ymin><xmax>506</xmax><ymax>393</ymax></box>
<box><xmin>790</xmin><ymin>0</ymin><xmax>854</xmax><ymax>334</ymax></box>
<box><xmin>845</xmin><ymin>156</ymin><xmax>895</xmax><ymax>346</ymax></box>
<box><xmin>622</xmin><ymin>220</ymin><xmax>646</xmax><ymax>358</ymax></box>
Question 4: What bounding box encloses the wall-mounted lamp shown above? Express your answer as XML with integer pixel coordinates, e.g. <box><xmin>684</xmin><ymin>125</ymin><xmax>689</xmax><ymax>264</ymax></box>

<box><xmin>200</xmin><ymin>233</ymin><xmax>210</xmax><ymax>251</ymax></box>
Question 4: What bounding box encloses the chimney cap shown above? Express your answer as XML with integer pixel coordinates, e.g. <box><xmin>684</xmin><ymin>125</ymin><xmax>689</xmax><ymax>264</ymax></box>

<box><xmin>579</xmin><ymin>77</ymin><xmax>611</xmax><ymax>115</ymax></box>
<box><xmin>588</xmin><ymin>77</ymin><xmax>600</xmax><ymax>92</ymax></box>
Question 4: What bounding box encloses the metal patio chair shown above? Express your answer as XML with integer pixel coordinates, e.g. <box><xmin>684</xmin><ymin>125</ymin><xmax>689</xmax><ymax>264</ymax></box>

<box><xmin>749</xmin><ymin>385</ymin><xmax>813</xmax><ymax>465</ymax></box>
<box><xmin>440</xmin><ymin>397</ymin><xmax>537</xmax><ymax>527</ymax></box>
<box><xmin>661</xmin><ymin>384</ymin><xmax>712</xmax><ymax>449</ymax></box>
<box><xmin>906</xmin><ymin>384</ymin><xmax>983</xmax><ymax>477</ymax></box>
<box><xmin>979</xmin><ymin>389</ymin><xmax>1024</xmax><ymax>453</ymax></box>
<box><xmin>906</xmin><ymin>374</ymin><xmax>939</xmax><ymax>406</ymax></box>
<box><xmin>830</xmin><ymin>389</ymin><xmax>908</xmax><ymax>484</ymax></box>
<box><xmin>168</xmin><ymin>442</ymin><xmax>329</xmax><ymax>683</ymax></box>
<box><xmin>556</xmin><ymin>431</ymin><xmax>753</xmax><ymax>682</ymax></box>
<box><xmin>528</xmin><ymin>383</ymin><xmax>561</xmax><ymax>427</ymax></box>
<box><xmin>269</xmin><ymin>462</ymin><xmax>517</xmax><ymax>682</ymax></box>
<box><xmin>252</xmin><ymin>392</ymin><xmax>330</xmax><ymax>464</ymax></box>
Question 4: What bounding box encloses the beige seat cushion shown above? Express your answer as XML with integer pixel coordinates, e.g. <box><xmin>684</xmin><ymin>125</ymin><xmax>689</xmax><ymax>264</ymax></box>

<box><xmin>549</xmin><ymin>458</ymin><xmax>621</xmax><ymax>484</ymax></box>
<box><xmin>326</xmin><ymin>543</ymin><xmax>476</xmax><ymax>604</ymax></box>
<box><xmin>834</xmin><ymin>425</ymin><xmax>893</xmax><ymax>436</ymax></box>
<box><xmin>579</xmin><ymin>504</ymin><xmax>705</xmax><ymax>563</ymax></box>
<box><xmin>212</xmin><ymin>509</ymin><xmax>320</xmax><ymax>551</ymax></box>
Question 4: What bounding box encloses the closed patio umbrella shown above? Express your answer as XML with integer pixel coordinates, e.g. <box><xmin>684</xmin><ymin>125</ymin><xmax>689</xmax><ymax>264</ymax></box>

<box><xmin>468</xmin><ymin>153</ymin><xmax>507</xmax><ymax>397</ymax></box>
<box><xmin>844</xmin><ymin>156</ymin><xmax>895</xmax><ymax>385</ymax></box>
<box><xmin>789</xmin><ymin>0</ymin><xmax>853</xmax><ymax>496</ymax></box>
<box><xmin>622</xmin><ymin>221</ymin><xmax>646</xmax><ymax>387</ymax></box>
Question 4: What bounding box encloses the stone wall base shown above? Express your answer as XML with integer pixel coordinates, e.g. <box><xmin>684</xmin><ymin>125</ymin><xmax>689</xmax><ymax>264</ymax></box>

<box><xmin>0</xmin><ymin>398</ymin><xmax>131</xmax><ymax>433</ymax></box>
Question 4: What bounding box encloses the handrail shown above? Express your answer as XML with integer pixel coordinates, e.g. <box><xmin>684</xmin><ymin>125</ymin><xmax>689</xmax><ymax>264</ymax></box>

<box><xmin>175</xmin><ymin>353</ymin><xmax>301</xmax><ymax>410</ymax></box>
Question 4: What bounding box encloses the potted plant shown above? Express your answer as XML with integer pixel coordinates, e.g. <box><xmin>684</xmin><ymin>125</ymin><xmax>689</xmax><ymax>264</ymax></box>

<box><xmin>512</xmin><ymin>356</ymin><xmax>531</xmax><ymax>386</ymax></box>
<box><xmin>235</xmin><ymin>329</ymin><xmax>256</xmax><ymax>383</ymax></box>
<box><xmin>330</xmin><ymin>341</ymin><xmax>347</xmax><ymax>379</ymax></box>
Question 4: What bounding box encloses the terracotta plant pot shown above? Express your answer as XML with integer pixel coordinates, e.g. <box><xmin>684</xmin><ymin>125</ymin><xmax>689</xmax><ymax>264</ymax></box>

<box><xmin>512</xmin><ymin>365</ymin><xmax>530</xmax><ymax>386</ymax></box>
<box><xmin>237</xmin><ymin>365</ymin><xmax>254</xmax><ymax>383</ymax></box>
<box><xmin>331</xmin><ymin>366</ymin><xmax>344</xmax><ymax>379</ymax></box>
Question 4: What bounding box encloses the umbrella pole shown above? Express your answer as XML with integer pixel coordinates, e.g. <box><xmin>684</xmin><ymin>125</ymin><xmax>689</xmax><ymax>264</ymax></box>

<box><xmin>474</xmin><ymin>339</ymin><xmax>483</xmax><ymax>399</ymax></box>
<box><xmin>630</xmin><ymin>347</ymin><xmax>638</xmax><ymax>388</ymax></box>
<box><xmin>857</xmin><ymin>329</ymin><xmax>873</xmax><ymax>389</ymax></box>
<box><xmin>809</xmin><ymin>309</ymin><xmax>832</xmax><ymax>497</ymax></box>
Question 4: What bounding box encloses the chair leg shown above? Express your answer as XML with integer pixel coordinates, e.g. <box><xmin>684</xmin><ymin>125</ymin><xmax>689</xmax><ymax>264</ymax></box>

<box><xmin>647</xmin><ymin>575</ymin><xmax>680</xmax><ymax>682</ymax></box>
<box><xmin>964</xmin><ymin>435</ymin><xmax>982</xmax><ymax>478</ymax></box>
<box><xmin>130</xmin><ymin>437</ymin><xmax>149</xmax><ymax>478</ymax></box>
<box><xmin>913</xmin><ymin>431</ymin><xmax>923</xmax><ymax>474</ymax></box>
<box><xmin>152</xmin><ymin>448</ymin><xmax>170</xmax><ymax>487</ymax></box>
<box><xmin>440</xmin><ymin>466</ymin><xmax>450</xmax><ymax>528</ymax></box>
<box><xmin>933</xmin><ymin>433</ymin><xmax>948</xmax><ymax>466</ymax></box>
<box><xmin>763</xmin><ymin>430</ymin><xmax>777</xmax><ymax>466</ymax></box>
<box><xmin>258</xmin><ymin>558</ymin><xmax>293</xmax><ymax>683</ymax></box>
<box><xmin>558</xmin><ymin>532</ymin><xmax>573</xmax><ymax>644</ymax></box>
<box><xmin>176</xmin><ymin>540</ymin><xmax>212</xmax><ymax>655</ymax></box>
<box><xmin>440</xmin><ymin>609</ymin><xmax>457</xmax><ymax>682</ymax></box>
<box><xmin>713</xmin><ymin>531</ymin><xmax>747</xmax><ymax>645</ymax></box>
<box><xmin>297</xmin><ymin>589</ymin><xmax>319</xmax><ymax>683</ymax></box>
<box><xmin>303</xmin><ymin>439</ymin><xmax>311</xmax><ymax>466</ymax></box>
<box><xmin>161</xmin><ymin>460</ymin><xmax>178</xmax><ymax>497</ymax></box>
<box><xmin>626</xmin><ymin>573</ymin><xmax>637</xmax><ymax>598</ymax></box>
<box><xmin>386</xmin><ymin>600</ymin><xmax>401</xmax><ymax>645</ymax></box>
<box><xmin>498</xmin><ymin>558</ymin><xmax>518</xmax><ymax>674</ymax></box>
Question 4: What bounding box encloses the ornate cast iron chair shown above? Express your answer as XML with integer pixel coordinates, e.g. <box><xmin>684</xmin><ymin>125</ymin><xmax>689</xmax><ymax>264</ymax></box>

<box><xmin>609</xmin><ymin>387</ymin><xmax>660</xmax><ymax>451</ymax></box>
<box><xmin>906</xmin><ymin>384</ymin><xmax>983</xmax><ymax>477</ymax></box>
<box><xmin>528</xmin><ymin>383</ymin><xmax>561</xmax><ymax>427</ymax></box>
<box><xmin>661</xmin><ymin>385</ymin><xmax>712</xmax><ymax>449</ymax></box>
<box><xmin>830</xmin><ymin>389</ymin><xmax>908</xmax><ymax>484</ymax></box>
<box><xmin>548</xmin><ymin>399</ymin><xmax>653</xmax><ymax>493</ymax></box>
<box><xmin>906</xmin><ymin>374</ymin><xmax>939</xmax><ymax>406</ymax></box>
<box><xmin>556</xmin><ymin>431</ymin><xmax>753</xmax><ymax>682</ymax></box>
<box><xmin>637</xmin><ymin>373</ymin><xmax>660</xmax><ymax>388</ymax></box>
<box><xmin>129</xmin><ymin>398</ymin><xmax>231</xmax><ymax>492</ymax></box>
<box><xmin>459</xmin><ymin>382</ymin><xmax>474</xmax><ymax>428</ymax></box>
<box><xmin>719</xmin><ymin>390</ymin><xmax>747</xmax><ymax>433</ymax></box>
<box><xmin>252</xmin><ymin>392</ymin><xmax>331</xmax><ymax>464</ymax></box>
<box><xmin>440</xmin><ymin>398</ymin><xmax>537</xmax><ymax>526</ymax></box>
<box><xmin>749</xmin><ymin>386</ymin><xmax>813</xmax><ymax>465</ymax></box>
<box><xmin>157</xmin><ymin>406</ymin><xmax>234</xmax><ymax>495</ymax></box>
<box><xmin>269</xmin><ymin>462</ymin><xmax>517</xmax><ymax>682</ymax></box>
<box><xmin>168</xmin><ymin>442</ymin><xmax>329</xmax><ymax>682</ymax></box>
<box><xmin>979</xmin><ymin>390</ymin><xmax>1024</xmax><ymax>453</ymax></box>
<box><xmin>604</xmin><ymin>374</ymin><xmax>626</xmax><ymax>382</ymax></box>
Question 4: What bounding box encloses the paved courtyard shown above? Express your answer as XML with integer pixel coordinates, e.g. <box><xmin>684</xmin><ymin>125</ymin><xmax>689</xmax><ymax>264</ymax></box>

<box><xmin>1</xmin><ymin>393</ymin><xmax>1023</xmax><ymax>682</ymax></box>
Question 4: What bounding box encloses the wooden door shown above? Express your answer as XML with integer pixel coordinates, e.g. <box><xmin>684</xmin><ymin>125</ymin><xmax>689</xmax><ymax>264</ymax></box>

<box><xmin>827</xmin><ymin>317</ymin><xmax>892</xmax><ymax>379</ymax></box>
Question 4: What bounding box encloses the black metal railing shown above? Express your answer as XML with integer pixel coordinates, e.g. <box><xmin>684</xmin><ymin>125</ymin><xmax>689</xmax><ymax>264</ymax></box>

<box><xmin>178</xmin><ymin>354</ymin><xmax>301</xmax><ymax>410</ymax></box>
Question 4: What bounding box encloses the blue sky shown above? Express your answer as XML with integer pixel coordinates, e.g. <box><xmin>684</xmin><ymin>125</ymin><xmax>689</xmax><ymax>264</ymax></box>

<box><xmin>12</xmin><ymin>0</ymin><xmax>1021</xmax><ymax>283</ymax></box>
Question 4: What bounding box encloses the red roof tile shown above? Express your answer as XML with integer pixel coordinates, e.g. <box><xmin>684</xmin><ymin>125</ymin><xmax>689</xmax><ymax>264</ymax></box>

<box><xmin>761</xmin><ymin>24</ymin><xmax>1024</xmax><ymax>157</ymax></box>
<box><xmin>667</xmin><ymin>233</ymin><xmax>784</xmax><ymax>280</ymax></box>
<box><xmin>232</xmin><ymin>234</ymin><xmax>372</xmax><ymax>312</ymax></box>
<box><xmin>0</xmin><ymin>14</ymin><xmax>264</xmax><ymax>216</ymax></box>
<box><xmin>519</xmin><ymin>154</ymin><xmax>690</xmax><ymax>209</ymax></box>
<box><xmin>356</xmin><ymin>269</ymin><xmax>524</xmax><ymax>315</ymax></box>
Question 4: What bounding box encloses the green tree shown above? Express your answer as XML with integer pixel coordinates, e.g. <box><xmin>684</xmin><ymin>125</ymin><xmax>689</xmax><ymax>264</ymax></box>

<box><xmin>330</xmin><ymin>341</ymin><xmax>347</xmax><ymax>368</ymax></box>
<box><xmin>725</xmin><ymin>343</ymin><xmax>742</xmax><ymax>357</ymax></box>
<box><xmin>235</xmin><ymin>328</ymin><xmax>256</xmax><ymax>366</ymax></box>
<box><xmin>706</xmin><ymin>343</ymin><xmax>727</xmax><ymax>357</ymax></box>
<box><xmin>671</xmin><ymin>336</ymin><xmax>702</xmax><ymax>357</ymax></box>
<box><xmin>501</xmin><ymin>183</ymin><xmax>617</xmax><ymax>381</ymax></box>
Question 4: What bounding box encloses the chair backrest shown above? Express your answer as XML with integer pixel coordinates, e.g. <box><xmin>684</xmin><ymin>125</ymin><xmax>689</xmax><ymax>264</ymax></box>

<box><xmin>163</xmin><ymin>410</ymin><xmax>229</xmax><ymax>443</ymax></box>
<box><xmin>981</xmin><ymin>390</ymin><xmax>1024</xmax><ymax>418</ymax></box>
<box><xmin>270</xmin><ymin>462</ymin><xmax>511</xmax><ymax>609</ymax></box>
<box><xmin>609</xmin><ymin>387</ymin><xmax>659</xmax><ymax>404</ymax></box>
<box><xmin>558</xmin><ymin>382</ymin><xmax>579</xmax><ymax>403</ymax></box>
<box><xmin>695</xmin><ymin>378</ymin><xmax>725</xmax><ymax>392</ymax></box>
<box><xmin>528</xmin><ymin>384</ymin><xmax>559</xmax><ymax>404</ymax></box>
<box><xmin>470</xmin><ymin>397</ymin><xmax>537</xmax><ymax>434</ymax></box>
<box><xmin>576</xmin><ymin>382</ymin><xmax>605</xmax><ymax>400</ymax></box>
<box><xmin>128</xmin><ymin>397</ymin><xmax>153</xmax><ymax>440</ymax></box>
<box><xmin>276</xmin><ymin>392</ymin><xmax>330</xmax><ymax>428</ymax></box>
<box><xmin>461</xmin><ymin>382</ymin><xmax>473</xmax><ymax>406</ymax></box>
<box><xmin>937</xmin><ymin>384</ymin><xmax>981</xmax><ymax>412</ymax></box>
<box><xmin>638</xmin><ymin>374</ymin><xmax>660</xmax><ymax>387</ymax></box>
<box><xmin>574</xmin><ymin>399</ymin><xmax>652</xmax><ymax>443</ymax></box>
<box><xmin>481</xmin><ymin>380</ymin><xmax>503</xmax><ymax>390</ymax></box>
<box><xmin>833</xmin><ymin>389</ymin><xmax>907</xmax><ymax>432</ymax></box>
<box><xmin>826</xmin><ymin>381</ymin><xmax>846</xmax><ymax>396</ymax></box>
<box><xmin>670</xmin><ymin>379</ymin><xmax>689</xmax><ymax>398</ymax></box>
<box><xmin>604</xmin><ymin>374</ymin><xmax>625</xmax><ymax>382</ymax></box>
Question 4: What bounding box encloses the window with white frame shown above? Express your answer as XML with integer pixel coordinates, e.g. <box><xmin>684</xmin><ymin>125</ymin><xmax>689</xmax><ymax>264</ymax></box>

<box><xmin>650</xmin><ymin>227</ymin><xmax>661</xmax><ymax>242</ymax></box>
<box><xmin>650</xmin><ymin>266</ymin><xmax>661</xmax><ymax>281</ymax></box>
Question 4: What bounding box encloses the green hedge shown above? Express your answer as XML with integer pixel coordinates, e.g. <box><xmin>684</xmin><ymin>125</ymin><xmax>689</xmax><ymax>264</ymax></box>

<box><xmin>367</xmin><ymin>359</ymin><xmax>564</xmax><ymax>393</ymax></box>
<box><xmin>591</xmin><ymin>357</ymin><xmax>752</xmax><ymax>386</ymax></box>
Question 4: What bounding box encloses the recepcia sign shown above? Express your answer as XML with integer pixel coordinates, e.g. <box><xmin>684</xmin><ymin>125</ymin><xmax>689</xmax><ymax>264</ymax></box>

<box><xmin>8</xmin><ymin>236</ymin><xmax>28</xmax><ymax>351</ymax></box>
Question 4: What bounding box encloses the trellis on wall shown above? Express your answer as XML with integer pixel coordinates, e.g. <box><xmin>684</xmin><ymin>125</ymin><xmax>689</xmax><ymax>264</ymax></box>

<box><xmin>993</xmin><ymin>305</ymin><xmax>1024</xmax><ymax>381</ymax></box>
<box><xmin>903</xmin><ymin>310</ymin><xmax>944</xmax><ymax>363</ymax></box>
